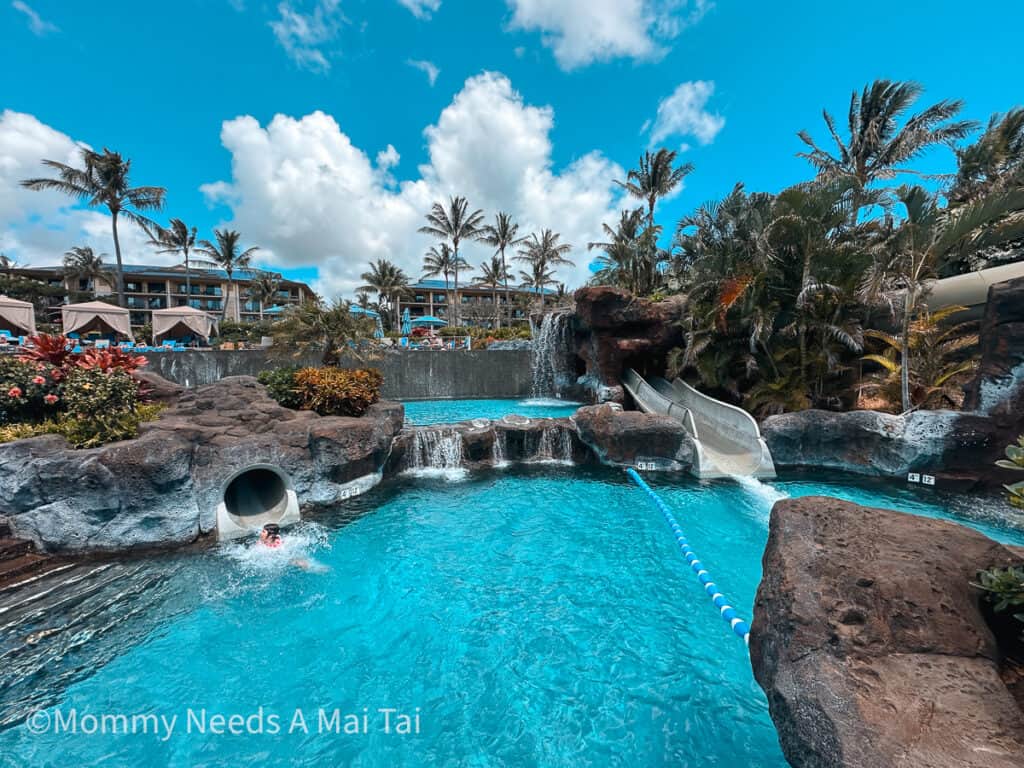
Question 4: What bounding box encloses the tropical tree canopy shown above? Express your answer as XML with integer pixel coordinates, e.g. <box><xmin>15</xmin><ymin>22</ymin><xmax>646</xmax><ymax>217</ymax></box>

<box><xmin>21</xmin><ymin>148</ymin><xmax>165</xmax><ymax>307</ymax></box>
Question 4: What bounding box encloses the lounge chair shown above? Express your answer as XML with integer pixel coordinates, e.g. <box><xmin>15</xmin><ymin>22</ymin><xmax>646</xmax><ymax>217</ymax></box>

<box><xmin>95</xmin><ymin>339</ymin><xmax>110</xmax><ymax>350</ymax></box>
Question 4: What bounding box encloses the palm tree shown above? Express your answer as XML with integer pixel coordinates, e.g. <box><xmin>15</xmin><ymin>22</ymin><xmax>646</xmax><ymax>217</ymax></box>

<box><xmin>588</xmin><ymin>208</ymin><xmax>645</xmax><ymax>292</ymax></box>
<box><xmin>616</xmin><ymin>149</ymin><xmax>693</xmax><ymax>294</ymax></box>
<box><xmin>797</xmin><ymin>80</ymin><xmax>976</xmax><ymax>220</ymax></box>
<box><xmin>145</xmin><ymin>218</ymin><xmax>198</xmax><ymax>297</ymax></box>
<box><xmin>360</xmin><ymin>258</ymin><xmax>410</xmax><ymax>330</ymax></box>
<box><xmin>194</xmin><ymin>229</ymin><xmax>260</xmax><ymax>321</ymax></box>
<box><xmin>518</xmin><ymin>261</ymin><xmax>556</xmax><ymax>310</ymax></box>
<box><xmin>421</xmin><ymin>243</ymin><xmax>460</xmax><ymax>321</ymax></box>
<box><xmin>21</xmin><ymin>148</ymin><xmax>166</xmax><ymax>307</ymax></box>
<box><xmin>248</xmin><ymin>272</ymin><xmax>282</xmax><ymax>321</ymax></box>
<box><xmin>0</xmin><ymin>253</ymin><xmax>22</xmax><ymax>275</ymax></box>
<box><xmin>418</xmin><ymin>196</ymin><xmax>485</xmax><ymax>325</ymax></box>
<box><xmin>62</xmin><ymin>246</ymin><xmax>106</xmax><ymax>293</ymax></box>
<box><xmin>479</xmin><ymin>212</ymin><xmax>526</xmax><ymax>328</ymax></box>
<box><xmin>516</xmin><ymin>230</ymin><xmax>573</xmax><ymax>313</ymax></box>
<box><xmin>472</xmin><ymin>256</ymin><xmax>511</xmax><ymax>328</ymax></box>
<box><xmin>617</xmin><ymin>148</ymin><xmax>694</xmax><ymax>229</ymax></box>
<box><xmin>949</xmin><ymin>108</ymin><xmax>1024</xmax><ymax>206</ymax></box>
<box><xmin>859</xmin><ymin>184</ymin><xmax>1024</xmax><ymax>411</ymax></box>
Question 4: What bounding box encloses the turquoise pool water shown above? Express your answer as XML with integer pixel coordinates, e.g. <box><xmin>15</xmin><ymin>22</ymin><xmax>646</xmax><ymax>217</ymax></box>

<box><xmin>2</xmin><ymin>468</ymin><xmax>1022</xmax><ymax>766</ymax></box>
<box><xmin>402</xmin><ymin>398</ymin><xmax>582</xmax><ymax>425</ymax></box>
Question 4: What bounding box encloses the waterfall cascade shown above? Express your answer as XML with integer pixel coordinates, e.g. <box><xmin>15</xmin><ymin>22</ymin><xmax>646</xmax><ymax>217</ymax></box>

<box><xmin>491</xmin><ymin>429</ymin><xmax>509</xmax><ymax>468</ymax></box>
<box><xmin>404</xmin><ymin>428</ymin><xmax>467</xmax><ymax>478</ymax></box>
<box><xmin>533</xmin><ymin>424</ymin><xmax>574</xmax><ymax>464</ymax></box>
<box><xmin>530</xmin><ymin>313</ymin><xmax>574</xmax><ymax>398</ymax></box>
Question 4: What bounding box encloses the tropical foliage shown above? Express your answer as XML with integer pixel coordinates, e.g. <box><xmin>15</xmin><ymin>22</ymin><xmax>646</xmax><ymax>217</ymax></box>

<box><xmin>584</xmin><ymin>78</ymin><xmax>1024</xmax><ymax>417</ymax></box>
<box><xmin>259</xmin><ymin>366</ymin><xmax>383</xmax><ymax>417</ymax></box>
<box><xmin>0</xmin><ymin>334</ymin><xmax>157</xmax><ymax>447</ymax></box>
<box><xmin>997</xmin><ymin>435</ymin><xmax>1024</xmax><ymax>509</ymax></box>
<box><xmin>194</xmin><ymin>229</ymin><xmax>260</xmax><ymax>320</ymax></box>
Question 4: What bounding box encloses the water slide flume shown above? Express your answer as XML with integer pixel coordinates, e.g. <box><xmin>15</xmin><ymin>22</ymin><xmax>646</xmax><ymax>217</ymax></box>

<box><xmin>622</xmin><ymin>369</ymin><xmax>776</xmax><ymax>479</ymax></box>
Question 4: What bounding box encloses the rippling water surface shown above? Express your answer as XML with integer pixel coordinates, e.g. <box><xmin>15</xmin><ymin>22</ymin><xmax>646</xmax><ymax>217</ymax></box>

<box><xmin>2</xmin><ymin>467</ymin><xmax>1022</xmax><ymax>767</ymax></box>
<box><xmin>402</xmin><ymin>398</ymin><xmax>582</xmax><ymax>425</ymax></box>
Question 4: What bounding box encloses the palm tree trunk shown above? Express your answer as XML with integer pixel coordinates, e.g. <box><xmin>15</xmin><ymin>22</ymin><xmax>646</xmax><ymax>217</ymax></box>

<box><xmin>453</xmin><ymin>260</ymin><xmax>460</xmax><ymax>327</ymax></box>
<box><xmin>111</xmin><ymin>210</ymin><xmax>126</xmax><ymax>307</ymax></box>
<box><xmin>499</xmin><ymin>246</ymin><xmax>508</xmax><ymax>330</ymax></box>
<box><xmin>184</xmin><ymin>248</ymin><xmax>191</xmax><ymax>300</ymax></box>
<box><xmin>900</xmin><ymin>292</ymin><xmax>913</xmax><ymax>413</ymax></box>
<box><xmin>259</xmin><ymin>300</ymin><xmax>264</xmax><ymax>322</ymax></box>
<box><xmin>798</xmin><ymin>248</ymin><xmax>812</xmax><ymax>387</ymax></box>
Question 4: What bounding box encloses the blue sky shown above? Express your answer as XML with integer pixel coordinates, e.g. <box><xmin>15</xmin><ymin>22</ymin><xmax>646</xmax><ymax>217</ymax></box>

<box><xmin>2</xmin><ymin>0</ymin><xmax>1022</xmax><ymax>297</ymax></box>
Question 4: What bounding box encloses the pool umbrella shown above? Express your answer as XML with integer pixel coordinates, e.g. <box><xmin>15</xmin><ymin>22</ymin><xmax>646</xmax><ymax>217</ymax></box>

<box><xmin>410</xmin><ymin>315</ymin><xmax>447</xmax><ymax>328</ymax></box>
<box><xmin>401</xmin><ymin>308</ymin><xmax>411</xmax><ymax>335</ymax></box>
<box><xmin>373</xmin><ymin>318</ymin><xmax>384</xmax><ymax>339</ymax></box>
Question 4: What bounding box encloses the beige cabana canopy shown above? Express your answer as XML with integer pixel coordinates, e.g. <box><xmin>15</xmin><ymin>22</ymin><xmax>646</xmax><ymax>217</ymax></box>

<box><xmin>61</xmin><ymin>301</ymin><xmax>133</xmax><ymax>340</ymax></box>
<box><xmin>0</xmin><ymin>295</ymin><xmax>37</xmax><ymax>336</ymax></box>
<box><xmin>151</xmin><ymin>306</ymin><xmax>219</xmax><ymax>344</ymax></box>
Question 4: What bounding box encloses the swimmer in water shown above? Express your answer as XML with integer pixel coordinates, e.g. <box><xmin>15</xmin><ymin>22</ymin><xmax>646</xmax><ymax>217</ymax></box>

<box><xmin>258</xmin><ymin>523</ymin><xmax>328</xmax><ymax>572</ymax></box>
<box><xmin>259</xmin><ymin>523</ymin><xmax>282</xmax><ymax>548</ymax></box>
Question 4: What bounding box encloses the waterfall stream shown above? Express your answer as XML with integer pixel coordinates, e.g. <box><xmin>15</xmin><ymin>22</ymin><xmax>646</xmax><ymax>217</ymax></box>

<box><xmin>403</xmin><ymin>428</ymin><xmax>468</xmax><ymax>479</ymax></box>
<box><xmin>530</xmin><ymin>313</ymin><xmax>573</xmax><ymax>398</ymax></box>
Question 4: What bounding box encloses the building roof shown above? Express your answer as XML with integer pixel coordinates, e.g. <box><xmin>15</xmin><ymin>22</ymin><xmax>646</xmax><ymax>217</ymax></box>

<box><xmin>407</xmin><ymin>278</ymin><xmax>556</xmax><ymax>295</ymax></box>
<box><xmin>18</xmin><ymin>263</ymin><xmax>310</xmax><ymax>289</ymax></box>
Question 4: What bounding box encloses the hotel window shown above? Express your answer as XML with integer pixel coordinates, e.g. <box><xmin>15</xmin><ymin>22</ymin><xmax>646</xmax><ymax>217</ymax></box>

<box><xmin>433</xmin><ymin>293</ymin><xmax>446</xmax><ymax>303</ymax></box>
<box><xmin>125</xmin><ymin>282</ymin><xmax>143</xmax><ymax>293</ymax></box>
<box><xmin>147</xmin><ymin>282</ymin><xmax>166</xmax><ymax>294</ymax></box>
<box><xmin>414</xmin><ymin>293</ymin><xmax>426</xmax><ymax>303</ymax></box>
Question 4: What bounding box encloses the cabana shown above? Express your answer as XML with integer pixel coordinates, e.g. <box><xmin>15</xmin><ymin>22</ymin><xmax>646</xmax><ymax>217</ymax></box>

<box><xmin>0</xmin><ymin>295</ymin><xmax>37</xmax><ymax>336</ymax></box>
<box><xmin>151</xmin><ymin>306</ymin><xmax>219</xmax><ymax>346</ymax></box>
<box><xmin>61</xmin><ymin>301</ymin><xmax>133</xmax><ymax>341</ymax></box>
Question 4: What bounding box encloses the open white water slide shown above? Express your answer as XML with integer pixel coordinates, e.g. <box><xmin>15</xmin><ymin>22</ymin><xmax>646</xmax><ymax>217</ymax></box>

<box><xmin>622</xmin><ymin>369</ymin><xmax>776</xmax><ymax>479</ymax></box>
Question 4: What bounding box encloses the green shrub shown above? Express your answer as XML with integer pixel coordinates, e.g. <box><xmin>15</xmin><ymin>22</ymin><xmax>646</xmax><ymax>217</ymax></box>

<box><xmin>292</xmin><ymin>367</ymin><xmax>383</xmax><ymax>417</ymax></box>
<box><xmin>0</xmin><ymin>404</ymin><xmax>165</xmax><ymax>448</ymax></box>
<box><xmin>973</xmin><ymin>565</ymin><xmax>1024</xmax><ymax>641</ymax></box>
<box><xmin>62</xmin><ymin>367</ymin><xmax>138</xmax><ymax>417</ymax></box>
<box><xmin>54</xmin><ymin>403</ymin><xmax>166</xmax><ymax>448</ymax></box>
<box><xmin>256</xmin><ymin>366</ymin><xmax>303</xmax><ymax>409</ymax></box>
<box><xmin>997</xmin><ymin>435</ymin><xmax>1024</xmax><ymax>509</ymax></box>
<box><xmin>217</xmin><ymin>320</ymin><xmax>274</xmax><ymax>344</ymax></box>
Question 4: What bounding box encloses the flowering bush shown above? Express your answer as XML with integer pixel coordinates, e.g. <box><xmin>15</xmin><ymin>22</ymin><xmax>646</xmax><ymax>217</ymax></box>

<box><xmin>0</xmin><ymin>333</ymin><xmax>155</xmax><ymax>447</ymax></box>
<box><xmin>260</xmin><ymin>366</ymin><xmax>383</xmax><ymax>417</ymax></box>
<box><xmin>0</xmin><ymin>357</ymin><xmax>64</xmax><ymax>424</ymax></box>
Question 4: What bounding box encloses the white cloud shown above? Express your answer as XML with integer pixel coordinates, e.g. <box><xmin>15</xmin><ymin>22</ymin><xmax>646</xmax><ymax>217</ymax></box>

<box><xmin>648</xmin><ymin>80</ymin><xmax>724</xmax><ymax>148</ymax></box>
<box><xmin>269</xmin><ymin>0</ymin><xmax>345</xmax><ymax>73</ymax></box>
<box><xmin>201</xmin><ymin>72</ymin><xmax>625</xmax><ymax>297</ymax></box>
<box><xmin>11</xmin><ymin>1</ymin><xmax>58</xmax><ymax>36</ymax></box>
<box><xmin>396</xmin><ymin>0</ymin><xmax>440</xmax><ymax>19</ymax></box>
<box><xmin>407</xmin><ymin>58</ymin><xmax>440</xmax><ymax>86</ymax></box>
<box><xmin>505</xmin><ymin>0</ymin><xmax>710</xmax><ymax>70</ymax></box>
<box><xmin>0</xmin><ymin>110</ymin><xmax>162</xmax><ymax>267</ymax></box>
<box><xmin>376</xmin><ymin>144</ymin><xmax>400</xmax><ymax>170</ymax></box>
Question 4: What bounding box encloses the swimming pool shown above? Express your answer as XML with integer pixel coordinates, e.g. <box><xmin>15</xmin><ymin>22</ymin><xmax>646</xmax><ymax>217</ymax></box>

<box><xmin>402</xmin><ymin>397</ymin><xmax>583</xmax><ymax>425</ymax></box>
<box><xmin>2</xmin><ymin>468</ymin><xmax>1022</xmax><ymax>766</ymax></box>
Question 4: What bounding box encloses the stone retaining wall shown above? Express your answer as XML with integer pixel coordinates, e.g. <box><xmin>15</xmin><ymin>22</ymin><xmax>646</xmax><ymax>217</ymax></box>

<box><xmin>142</xmin><ymin>349</ymin><xmax>535</xmax><ymax>400</ymax></box>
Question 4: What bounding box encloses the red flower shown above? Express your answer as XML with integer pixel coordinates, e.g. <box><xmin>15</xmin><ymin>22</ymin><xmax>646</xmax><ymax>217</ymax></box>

<box><xmin>7</xmin><ymin>387</ymin><xmax>22</xmax><ymax>398</ymax></box>
<box><xmin>31</xmin><ymin>376</ymin><xmax>46</xmax><ymax>385</ymax></box>
<box><xmin>44</xmin><ymin>394</ymin><xmax>58</xmax><ymax>405</ymax></box>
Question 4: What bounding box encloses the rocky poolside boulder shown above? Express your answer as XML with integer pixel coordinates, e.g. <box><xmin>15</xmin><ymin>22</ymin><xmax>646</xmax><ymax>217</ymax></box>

<box><xmin>761</xmin><ymin>409</ymin><xmax>960</xmax><ymax>477</ymax></box>
<box><xmin>573</xmin><ymin>403</ymin><xmax>695</xmax><ymax>469</ymax></box>
<box><xmin>571</xmin><ymin>286</ymin><xmax>687</xmax><ymax>402</ymax></box>
<box><xmin>0</xmin><ymin>376</ymin><xmax>404</xmax><ymax>554</ymax></box>
<box><xmin>750</xmin><ymin>496</ymin><xmax>1024</xmax><ymax>768</ymax></box>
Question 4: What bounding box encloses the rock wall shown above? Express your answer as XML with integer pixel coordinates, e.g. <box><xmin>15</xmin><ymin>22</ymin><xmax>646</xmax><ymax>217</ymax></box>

<box><xmin>751</xmin><ymin>496</ymin><xmax>1024</xmax><ymax>768</ymax></box>
<box><xmin>143</xmin><ymin>349</ymin><xmax>535</xmax><ymax>400</ymax></box>
<box><xmin>0</xmin><ymin>377</ymin><xmax>404</xmax><ymax>554</ymax></box>
<box><xmin>571</xmin><ymin>287</ymin><xmax>687</xmax><ymax>403</ymax></box>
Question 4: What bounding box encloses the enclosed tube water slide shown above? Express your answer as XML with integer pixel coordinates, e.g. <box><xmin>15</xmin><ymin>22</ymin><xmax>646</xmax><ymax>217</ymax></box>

<box><xmin>622</xmin><ymin>369</ymin><xmax>776</xmax><ymax>479</ymax></box>
<box><xmin>921</xmin><ymin>261</ymin><xmax>1024</xmax><ymax>318</ymax></box>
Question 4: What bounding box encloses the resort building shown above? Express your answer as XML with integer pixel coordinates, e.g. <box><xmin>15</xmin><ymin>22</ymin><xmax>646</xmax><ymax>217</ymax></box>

<box><xmin>396</xmin><ymin>279</ymin><xmax>558</xmax><ymax>328</ymax></box>
<box><xmin>10</xmin><ymin>264</ymin><xmax>313</xmax><ymax>328</ymax></box>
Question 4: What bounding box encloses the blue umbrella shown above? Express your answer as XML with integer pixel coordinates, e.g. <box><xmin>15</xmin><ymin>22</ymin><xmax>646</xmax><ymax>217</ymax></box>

<box><xmin>410</xmin><ymin>315</ymin><xmax>447</xmax><ymax>328</ymax></box>
<box><xmin>349</xmin><ymin>305</ymin><xmax>380</xmax><ymax>319</ymax></box>
<box><xmin>373</xmin><ymin>318</ymin><xmax>384</xmax><ymax>339</ymax></box>
<box><xmin>401</xmin><ymin>308</ymin><xmax>412</xmax><ymax>335</ymax></box>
